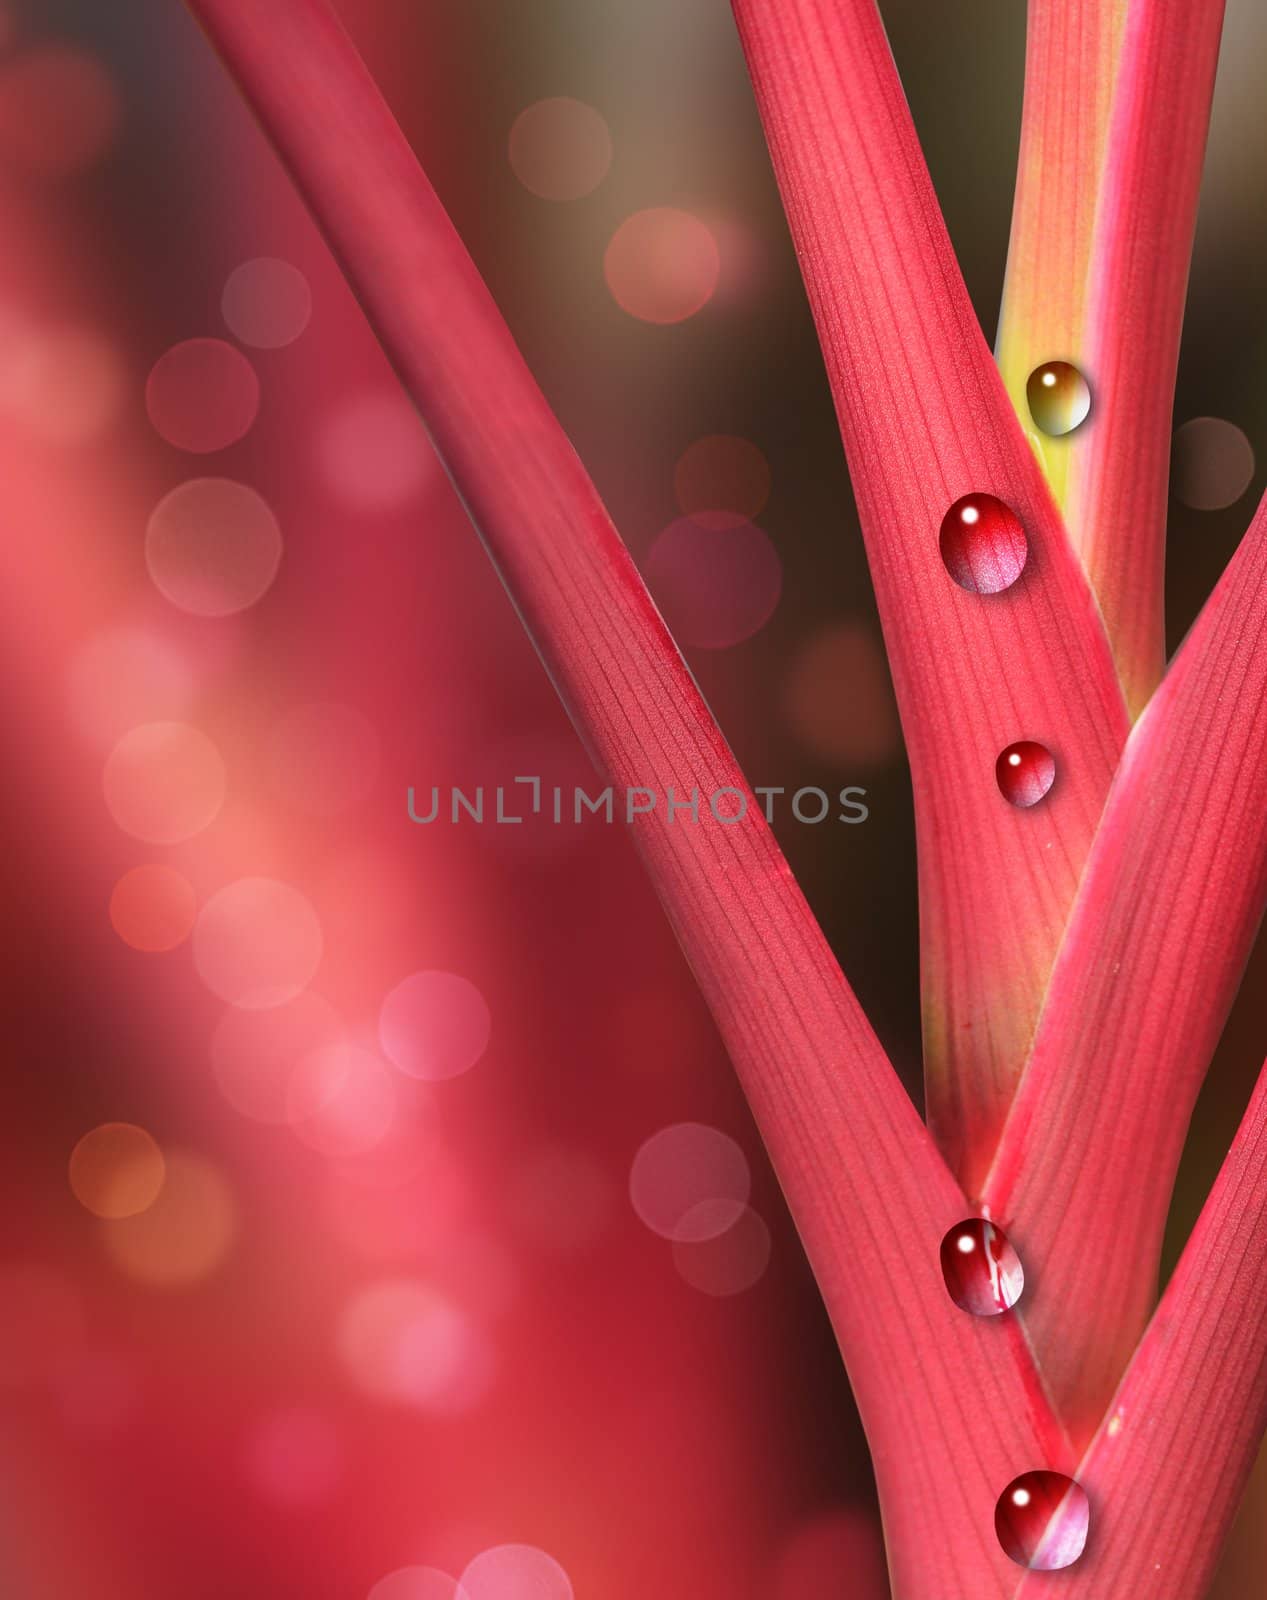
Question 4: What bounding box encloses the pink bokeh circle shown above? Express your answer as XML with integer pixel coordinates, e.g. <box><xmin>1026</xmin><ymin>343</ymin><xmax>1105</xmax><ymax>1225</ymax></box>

<box><xmin>460</xmin><ymin>1545</ymin><xmax>574</xmax><ymax>1600</ymax></box>
<box><xmin>644</xmin><ymin>516</ymin><xmax>781</xmax><ymax>648</ymax></box>
<box><xmin>146</xmin><ymin>339</ymin><xmax>260</xmax><ymax>454</ymax></box>
<box><xmin>605</xmin><ymin>208</ymin><xmax>720</xmax><ymax>325</ymax></box>
<box><xmin>338</xmin><ymin>1279</ymin><xmax>493</xmax><ymax>1414</ymax></box>
<box><xmin>211</xmin><ymin>992</ymin><xmax>344</xmax><ymax>1124</ymax></box>
<box><xmin>318</xmin><ymin>390</ymin><xmax>435</xmax><ymax>512</ymax></box>
<box><xmin>369</xmin><ymin>1570</ymin><xmax>469</xmax><ymax>1600</ymax></box>
<box><xmin>102</xmin><ymin>721</ymin><xmax>225</xmax><ymax>844</ymax></box>
<box><xmin>146</xmin><ymin>478</ymin><xmax>283</xmax><ymax>617</ymax></box>
<box><xmin>671</xmin><ymin>1203</ymin><xmax>772</xmax><ymax>1295</ymax></box>
<box><xmin>629</xmin><ymin>1123</ymin><xmax>751</xmax><ymax>1242</ymax></box>
<box><xmin>288</xmin><ymin>1044</ymin><xmax>397</xmax><ymax>1159</ymax></box>
<box><xmin>222</xmin><ymin>258</ymin><xmax>313</xmax><ymax>350</ymax></box>
<box><xmin>508</xmin><ymin>98</ymin><xmax>612</xmax><ymax>201</ymax></box>
<box><xmin>194</xmin><ymin>877</ymin><xmax>323</xmax><ymax>1009</ymax></box>
<box><xmin>379</xmin><ymin>971</ymin><xmax>492</xmax><ymax>1082</ymax></box>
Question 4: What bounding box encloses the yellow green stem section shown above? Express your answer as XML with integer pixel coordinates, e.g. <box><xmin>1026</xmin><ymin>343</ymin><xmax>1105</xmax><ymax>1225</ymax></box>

<box><xmin>996</xmin><ymin>0</ymin><xmax>1128</xmax><ymax>513</ymax></box>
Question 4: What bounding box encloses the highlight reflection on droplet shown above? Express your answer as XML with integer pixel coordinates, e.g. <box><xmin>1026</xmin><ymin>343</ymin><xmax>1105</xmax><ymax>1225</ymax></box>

<box><xmin>939</xmin><ymin>1218</ymin><xmax>1023</xmax><ymax>1315</ymax></box>
<box><xmin>1027</xmin><ymin>361</ymin><xmax>1091</xmax><ymax>436</ymax></box>
<box><xmin>996</xmin><ymin>1471</ymin><xmax>1090</xmax><ymax>1570</ymax></box>
<box><xmin>939</xmin><ymin>494</ymin><xmax>1028</xmax><ymax>594</ymax></box>
<box><xmin>996</xmin><ymin>741</ymin><xmax>1056</xmax><ymax>808</ymax></box>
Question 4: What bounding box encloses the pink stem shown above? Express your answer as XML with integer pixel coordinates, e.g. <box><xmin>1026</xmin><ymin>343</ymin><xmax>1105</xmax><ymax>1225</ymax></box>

<box><xmin>1013</xmin><ymin>1061</ymin><xmax>1267</xmax><ymax>1599</ymax></box>
<box><xmin>986</xmin><ymin>487</ymin><xmax>1267</xmax><ymax>1437</ymax></box>
<box><xmin>729</xmin><ymin>0</ymin><xmax>1128</xmax><ymax>1190</ymax></box>
<box><xmin>181</xmin><ymin>3</ymin><xmax>1070</xmax><ymax>1594</ymax></box>
<box><xmin>1066</xmin><ymin>0</ymin><xmax>1227</xmax><ymax>714</ymax></box>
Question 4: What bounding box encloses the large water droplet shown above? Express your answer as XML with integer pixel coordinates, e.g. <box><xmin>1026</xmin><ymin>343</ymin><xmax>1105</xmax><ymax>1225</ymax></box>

<box><xmin>939</xmin><ymin>494</ymin><xmax>1028</xmax><ymax>594</ymax></box>
<box><xmin>996</xmin><ymin>741</ymin><xmax>1055</xmax><ymax>808</ymax></box>
<box><xmin>996</xmin><ymin>1472</ymin><xmax>1090</xmax><ymax>1570</ymax></box>
<box><xmin>1027</xmin><ymin>361</ymin><xmax>1091</xmax><ymax>436</ymax></box>
<box><xmin>940</xmin><ymin>1219</ymin><xmax>1024</xmax><ymax>1315</ymax></box>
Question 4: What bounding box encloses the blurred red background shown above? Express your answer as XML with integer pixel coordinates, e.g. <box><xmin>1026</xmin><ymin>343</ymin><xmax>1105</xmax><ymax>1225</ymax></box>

<box><xmin>2</xmin><ymin>2</ymin><xmax>1265</xmax><ymax>1596</ymax></box>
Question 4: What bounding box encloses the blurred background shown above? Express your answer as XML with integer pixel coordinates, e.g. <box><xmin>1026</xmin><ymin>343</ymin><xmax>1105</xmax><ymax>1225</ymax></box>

<box><xmin>1</xmin><ymin>1</ymin><xmax>1265</xmax><ymax>1595</ymax></box>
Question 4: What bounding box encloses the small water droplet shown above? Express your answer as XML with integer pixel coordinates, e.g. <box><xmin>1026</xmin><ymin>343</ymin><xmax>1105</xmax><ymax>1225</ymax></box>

<box><xmin>996</xmin><ymin>1472</ymin><xmax>1090</xmax><ymax>1570</ymax></box>
<box><xmin>1027</xmin><ymin>361</ymin><xmax>1091</xmax><ymax>436</ymax></box>
<box><xmin>939</xmin><ymin>494</ymin><xmax>1028</xmax><ymax>594</ymax></box>
<box><xmin>939</xmin><ymin>1219</ymin><xmax>1024</xmax><ymax>1315</ymax></box>
<box><xmin>996</xmin><ymin>741</ymin><xmax>1055</xmax><ymax>807</ymax></box>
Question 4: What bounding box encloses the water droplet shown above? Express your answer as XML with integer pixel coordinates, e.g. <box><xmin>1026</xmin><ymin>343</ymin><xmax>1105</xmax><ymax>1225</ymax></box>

<box><xmin>996</xmin><ymin>741</ymin><xmax>1056</xmax><ymax>808</ymax></box>
<box><xmin>996</xmin><ymin>1472</ymin><xmax>1090</xmax><ymax>1570</ymax></box>
<box><xmin>1027</xmin><ymin>361</ymin><xmax>1091</xmax><ymax>436</ymax></box>
<box><xmin>939</xmin><ymin>1219</ymin><xmax>1024</xmax><ymax>1315</ymax></box>
<box><xmin>939</xmin><ymin>494</ymin><xmax>1028</xmax><ymax>594</ymax></box>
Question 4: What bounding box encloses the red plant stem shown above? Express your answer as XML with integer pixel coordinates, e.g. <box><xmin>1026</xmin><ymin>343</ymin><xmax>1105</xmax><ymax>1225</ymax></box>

<box><xmin>1066</xmin><ymin>0</ymin><xmax>1227</xmax><ymax>715</ymax></box>
<box><xmin>1013</xmin><ymin>1062</ymin><xmax>1267</xmax><ymax>1600</ymax></box>
<box><xmin>182</xmin><ymin>3</ymin><xmax>1070</xmax><ymax>1594</ymax></box>
<box><xmin>729</xmin><ymin>0</ymin><xmax>1128</xmax><ymax>1191</ymax></box>
<box><xmin>985</xmin><ymin>487</ymin><xmax>1267</xmax><ymax>1438</ymax></box>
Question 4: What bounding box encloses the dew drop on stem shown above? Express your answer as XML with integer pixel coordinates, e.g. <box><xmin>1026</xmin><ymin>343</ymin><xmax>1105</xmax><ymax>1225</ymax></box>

<box><xmin>996</xmin><ymin>741</ymin><xmax>1056</xmax><ymax>807</ymax></box>
<box><xmin>939</xmin><ymin>493</ymin><xmax>1028</xmax><ymax>594</ymax></box>
<box><xmin>995</xmin><ymin>1471</ymin><xmax>1090</xmax><ymax>1570</ymax></box>
<box><xmin>1027</xmin><ymin>360</ymin><xmax>1092</xmax><ymax>436</ymax></box>
<box><xmin>939</xmin><ymin>1218</ymin><xmax>1024</xmax><ymax>1315</ymax></box>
